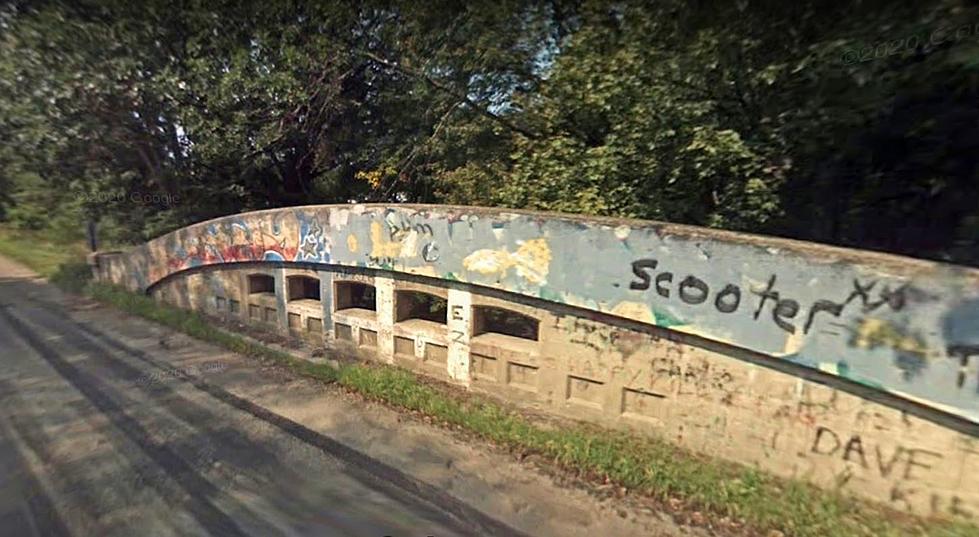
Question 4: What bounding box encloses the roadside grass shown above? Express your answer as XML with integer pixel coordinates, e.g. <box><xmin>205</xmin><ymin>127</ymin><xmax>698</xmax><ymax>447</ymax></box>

<box><xmin>82</xmin><ymin>281</ymin><xmax>979</xmax><ymax>537</ymax></box>
<box><xmin>0</xmin><ymin>225</ymin><xmax>89</xmax><ymax>279</ymax></box>
<box><xmin>0</xmin><ymin>226</ymin><xmax>971</xmax><ymax>537</ymax></box>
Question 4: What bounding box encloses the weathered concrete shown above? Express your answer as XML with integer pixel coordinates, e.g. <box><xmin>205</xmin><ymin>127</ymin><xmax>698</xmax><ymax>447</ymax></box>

<box><xmin>92</xmin><ymin>204</ymin><xmax>979</xmax><ymax>520</ymax></box>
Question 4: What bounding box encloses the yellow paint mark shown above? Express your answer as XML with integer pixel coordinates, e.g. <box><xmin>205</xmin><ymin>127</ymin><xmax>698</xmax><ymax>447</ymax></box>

<box><xmin>610</xmin><ymin>301</ymin><xmax>655</xmax><ymax>324</ymax></box>
<box><xmin>464</xmin><ymin>249</ymin><xmax>514</xmax><ymax>274</ymax></box>
<box><xmin>818</xmin><ymin>362</ymin><xmax>839</xmax><ymax>375</ymax></box>
<box><xmin>463</xmin><ymin>238</ymin><xmax>551</xmax><ymax>285</ymax></box>
<box><xmin>852</xmin><ymin>318</ymin><xmax>928</xmax><ymax>357</ymax></box>
<box><xmin>400</xmin><ymin>230</ymin><xmax>420</xmax><ymax>258</ymax></box>
<box><xmin>369</xmin><ymin>221</ymin><xmax>404</xmax><ymax>258</ymax></box>
<box><xmin>782</xmin><ymin>328</ymin><xmax>805</xmax><ymax>356</ymax></box>
<box><xmin>346</xmin><ymin>234</ymin><xmax>358</xmax><ymax>253</ymax></box>
<box><xmin>512</xmin><ymin>238</ymin><xmax>551</xmax><ymax>285</ymax></box>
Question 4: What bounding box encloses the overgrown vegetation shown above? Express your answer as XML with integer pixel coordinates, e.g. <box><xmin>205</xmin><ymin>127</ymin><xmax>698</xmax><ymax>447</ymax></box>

<box><xmin>0</xmin><ymin>225</ymin><xmax>88</xmax><ymax>278</ymax></box>
<box><xmin>1</xmin><ymin>1</ymin><xmax>977</xmax><ymax>263</ymax></box>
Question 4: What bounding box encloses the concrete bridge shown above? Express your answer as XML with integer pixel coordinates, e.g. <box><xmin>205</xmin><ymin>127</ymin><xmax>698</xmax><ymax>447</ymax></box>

<box><xmin>91</xmin><ymin>204</ymin><xmax>979</xmax><ymax>520</ymax></box>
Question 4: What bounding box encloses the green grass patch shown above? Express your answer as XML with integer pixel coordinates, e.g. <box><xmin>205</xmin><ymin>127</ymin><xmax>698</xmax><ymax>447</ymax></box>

<box><xmin>0</xmin><ymin>225</ymin><xmax>89</xmax><ymax>278</ymax></box>
<box><xmin>48</xmin><ymin>261</ymin><xmax>96</xmax><ymax>293</ymax></box>
<box><xmin>81</xmin><ymin>282</ymin><xmax>978</xmax><ymax>537</ymax></box>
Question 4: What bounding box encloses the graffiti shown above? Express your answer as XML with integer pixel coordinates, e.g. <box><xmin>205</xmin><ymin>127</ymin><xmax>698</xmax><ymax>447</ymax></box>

<box><xmin>421</xmin><ymin>242</ymin><xmax>440</xmax><ymax>262</ymax></box>
<box><xmin>930</xmin><ymin>493</ymin><xmax>975</xmax><ymax>519</ymax></box>
<box><xmin>619</xmin><ymin>344</ymin><xmax>739</xmax><ymax>401</ymax></box>
<box><xmin>561</xmin><ymin>316</ymin><xmax>619</xmax><ymax>352</ymax></box>
<box><xmin>162</xmin><ymin>213</ymin><xmax>312</xmax><ymax>272</ymax></box>
<box><xmin>801</xmin><ymin>423</ymin><xmax>979</xmax><ymax>520</ymax></box>
<box><xmin>98</xmin><ymin>205</ymin><xmax>979</xmax><ymax>423</ymax></box>
<box><xmin>947</xmin><ymin>344</ymin><xmax>979</xmax><ymax>390</ymax></box>
<box><xmin>218</xmin><ymin>222</ymin><xmax>259</xmax><ymax>261</ymax></box>
<box><xmin>166</xmin><ymin>233</ymin><xmax>223</xmax><ymax>271</ymax></box>
<box><xmin>463</xmin><ymin>238</ymin><xmax>551</xmax><ymax>285</ymax></box>
<box><xmin>803</xmin><ymin>279</ymin><xmax>916</xmax><ymax>333</ymax></box>
<box><xmin>810</xmin><ymin>426</ymin><xmax>942</xmax><ymax>480</ymax></box>
<box><xmin>565</xmin><ymin>319</ymin><xmax>602</xmax><ymax>351</ymax></box>
<box><xmin>628</xmin><ymin>259</ymin><xmax>917</xmax><ymax>338</ymax></box>
<box><xmin>256</xmin><ymin>211</ymin><xmax>301</xmax><ymax>261</ymax></box>
<box><xmin>380</xmin><ymin>209</ymin><xmax>432</xmax><ymax>242</ymax></box>
<box><xmin>367</xmin><ymin>212</ymin><xmax>439</xmax><ymax>266</ymax></box>
<box><xmin>943</xmin><ymin>299</ymin><xmax>979</xmax><ymax>393</ymax></box>
<box><xmin>297</xmin><ymin>216</ymin><xmax>331</xmax><ymax>262</ymax></box>
<box><xmin>806</xmin><ymin>425</ymin><xmax>973</xmax><ymax>518</ymax></box>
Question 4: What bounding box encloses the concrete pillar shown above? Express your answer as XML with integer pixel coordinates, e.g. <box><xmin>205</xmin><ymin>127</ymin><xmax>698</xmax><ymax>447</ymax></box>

<box><xmin>236</xmin><ymin>270</ymin><xmax>248</xmax><ymax>317</ymax></box>
<box><xmin>176</xmin><ymin>274</ymin><xmax>194</xmax><ymax>310</ymax></box>
<box><xmin>273</xmin><ymin>267</ymin><xmax>288</xmax><ymax>332</ymax></box>
<box><xmin>375</xmin><ymin>274</ymin><xmax>395</xmax><ymax>363</ymax></box>
<box><xmin>447</xmin><ymin>288</ymin><xmax>472</xmax><ymax>384</ymax></box>
<box><xmin>318</xmin><ymin>270</ymin><xmax>334</xmax><ymax>340</ymax></box>
<box><xmin>194</xmin><ymin>272</ymin><xmax>211</xmax><ymax>312</ymax></box>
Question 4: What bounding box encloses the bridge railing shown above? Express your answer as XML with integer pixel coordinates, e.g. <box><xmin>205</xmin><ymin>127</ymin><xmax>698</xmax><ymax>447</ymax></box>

<box><xmin>90</xmin><ymin>204</ymin><xmax>979</xmax><ymax>518</ymax></box>
<box><xmin>91</xmin><ymin>204</ymin><xmax>979</xmax><ymax>425</ymax></box>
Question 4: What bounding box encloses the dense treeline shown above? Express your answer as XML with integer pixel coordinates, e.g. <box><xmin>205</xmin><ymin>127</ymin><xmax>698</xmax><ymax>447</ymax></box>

<box><xmin>1</xmin><ymin>0</ymin><xmax>977</xmax><ymax>265</ymax></box>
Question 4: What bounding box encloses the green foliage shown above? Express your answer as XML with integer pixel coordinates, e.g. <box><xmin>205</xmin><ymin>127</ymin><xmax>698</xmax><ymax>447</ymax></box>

<box><xmin>49</xmin><ymin>260</ymin><xmax>93</xmax><ymax>293</ymax></box>
<box><xmin>1</xmin><ymin>0</ymin><xmax>977</xmax><ymax>264</ymax></box>
<box><xmin>0</xmin><ymin>225</ymin><xmax>88</xmax><ymax>278</ymax></box>
<box><xmin>451</xmin><ymin>0</ymin><xmax>979</xmax><ymax>262</ymax></box>
<box><xmin>491</xmin><ymin>4</ymin><xmax>789</xmax><ymax>228</ymax></box>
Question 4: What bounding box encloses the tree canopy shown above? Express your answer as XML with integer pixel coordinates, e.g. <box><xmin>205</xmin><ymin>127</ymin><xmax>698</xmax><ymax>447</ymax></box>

<box><xmin>1</xmin><ymin>0</ymin><xmax>977</xmax><ymax>265</ymax></box>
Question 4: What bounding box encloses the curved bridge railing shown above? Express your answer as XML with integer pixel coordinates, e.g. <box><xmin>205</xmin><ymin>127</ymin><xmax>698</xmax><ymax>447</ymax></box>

<box><xmin>93</xmin><ymin>204</ymin><xmax>979</xmax><ymax>425</ymax></box>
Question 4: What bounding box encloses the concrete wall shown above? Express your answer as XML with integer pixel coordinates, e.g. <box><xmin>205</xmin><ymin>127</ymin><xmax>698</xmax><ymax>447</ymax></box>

<box><xmin>92</xmin><ymin>204</ymin><xmax>979</xmax><ymax>520</ymax></box>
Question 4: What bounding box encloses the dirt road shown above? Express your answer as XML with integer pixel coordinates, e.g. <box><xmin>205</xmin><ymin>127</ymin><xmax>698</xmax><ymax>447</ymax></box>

<box><xmin>0</xmin><ymin>254</ymin><xmax>695</xmax><ymax>537</ymax></box>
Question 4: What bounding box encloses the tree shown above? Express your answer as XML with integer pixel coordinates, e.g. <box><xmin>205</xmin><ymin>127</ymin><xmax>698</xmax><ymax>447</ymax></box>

<box><xmin>1</xmin><ymin>0</ymin><xmax>976</xmax><ymax>265</ymax></box>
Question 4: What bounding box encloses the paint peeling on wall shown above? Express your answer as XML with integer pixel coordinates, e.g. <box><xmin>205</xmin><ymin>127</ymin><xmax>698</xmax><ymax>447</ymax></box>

<box><xmin>94</xmin><ymin>204</ymin><xmax>979</xmax><ymax>423</ymax></box>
